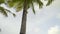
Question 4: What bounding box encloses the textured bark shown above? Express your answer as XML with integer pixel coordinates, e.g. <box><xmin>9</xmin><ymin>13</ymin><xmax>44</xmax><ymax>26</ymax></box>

<box><xmin>20</xmin><ymin>0</ymin><xmax>27</xmax><ymax>34</ymax></box>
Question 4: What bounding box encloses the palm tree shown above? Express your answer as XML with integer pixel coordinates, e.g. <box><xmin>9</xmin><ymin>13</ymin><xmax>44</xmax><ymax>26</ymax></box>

<box><xmin>0</xmin><ymin>0</ymin><xmax>54</xmax><ymax>34</ymax></box>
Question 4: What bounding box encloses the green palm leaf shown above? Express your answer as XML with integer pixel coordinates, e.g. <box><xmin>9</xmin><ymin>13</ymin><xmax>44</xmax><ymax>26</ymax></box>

<box><xmin>46</xmin><ymin>0</ymin><xmax>54</xmax><ymax>6</ymax></box>
<box><xmin>0</xmin><ymin>6</ymin><xmax>16</xmax><ymax>17</ymax></box>
<box><xmin>31</xmin><ymin>2</ymin><xmax>35</xmax><ymax>14</ymax></box>
<box><xmin>0</xmin><ymin>7</ymin><xmax>8</xmax><ymax>17</ymax></box>
<box><xmin>37</xmin><ymin>0</ymin><xmax>43</xmax><ymax>8</ymax></box>
<box><xmin>0</xmin><ymin>0</ymin><xmax>5</xmax><ymax>4</ymax></box>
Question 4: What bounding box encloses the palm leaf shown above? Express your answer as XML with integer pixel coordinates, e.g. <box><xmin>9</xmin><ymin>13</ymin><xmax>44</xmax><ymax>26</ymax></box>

<box><xmin>15</xmin><ymin>1</ymin><xmax>23</xmax><ymax>12</ymax></box>
<box><xmin>37</xmin><ymin>0</ymin><xmax>43</xmax><ymax>8</ymax></box>
<box><xmin>0</xmin><ymin>7</ymin><xmax>8</xmax><ymax>17</ymax></box>
<box><xmin>46</xmin><ymin>0</ymin><xmax>54</xmax><ymax>6</ymax></box>
<box><xmin>31</xmin><ymin>2</ymin><xmax>35</xmax><ymax>14</ymax></box>
<box><xmin>5</xmin><ymin>9</ymin><xmax>16</xmax><ymax>17</ymax></box>
<box><xmin>0</xmin><ymin>0</ymin><xmax>5</xmax><ymax>4</ymax></box>
<box><xmin>0</xmin><ymin>6</ymin><xmax>16</xmax><ymax>17</ymax></box>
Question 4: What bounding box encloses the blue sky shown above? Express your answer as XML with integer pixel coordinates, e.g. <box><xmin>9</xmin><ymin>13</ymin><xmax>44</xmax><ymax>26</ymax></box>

<box><xmin>0</xmin><ymin>0</ymin><xmax>60</xmax><ymax>34</ymax></box>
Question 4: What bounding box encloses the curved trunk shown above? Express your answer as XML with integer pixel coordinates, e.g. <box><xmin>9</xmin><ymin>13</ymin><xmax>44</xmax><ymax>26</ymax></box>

<box><xmin>20</xmin><ymin>0</ymin><xmax>27</xmax><ymax>34</ymax></box>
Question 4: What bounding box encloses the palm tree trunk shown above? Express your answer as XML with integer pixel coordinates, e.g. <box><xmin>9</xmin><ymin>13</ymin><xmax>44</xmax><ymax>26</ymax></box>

<box><xmin>20</xmin><ymin>0</ymin><xmax>27</xmax><ymax>34</ymax></box>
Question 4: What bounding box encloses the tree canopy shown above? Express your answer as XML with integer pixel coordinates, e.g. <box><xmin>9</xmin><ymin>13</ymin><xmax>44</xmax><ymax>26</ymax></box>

<box><xmin>0</xmin><ymin>0</ymin><xmax>54</xmax><ymax>16</ymax></box>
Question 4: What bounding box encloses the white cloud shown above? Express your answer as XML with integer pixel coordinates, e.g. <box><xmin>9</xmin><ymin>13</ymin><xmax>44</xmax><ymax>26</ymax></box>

<box><xmin>48</xmin><ymin>26</ymin><xmax>60</xmax><ymax>34</ymax></box>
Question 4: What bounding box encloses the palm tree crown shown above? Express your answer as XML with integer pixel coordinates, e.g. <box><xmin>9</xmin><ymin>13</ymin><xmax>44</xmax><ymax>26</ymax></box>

<box><xmin>6</xmin><ymin>0</ymin><xmax>54</xmax><ymax>13</ymax></box>
<box><xmin>0</xmin><ymin>0</ymin><xmax>54</xmax><ymax>15</ymax></box>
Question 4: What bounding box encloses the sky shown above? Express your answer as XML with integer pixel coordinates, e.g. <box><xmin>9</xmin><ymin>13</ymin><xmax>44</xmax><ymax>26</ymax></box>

<box><xmin>0</xmin><ymin>0</ymin><xmax>60</xmax><ymax>34</ymax></box>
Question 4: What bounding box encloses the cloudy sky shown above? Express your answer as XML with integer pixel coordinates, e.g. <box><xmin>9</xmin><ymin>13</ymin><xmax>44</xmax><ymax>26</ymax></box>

<box><xmin>0</xmin><ymin>0</ymin><xmax>60</xmax><ymax>34</ymax></box>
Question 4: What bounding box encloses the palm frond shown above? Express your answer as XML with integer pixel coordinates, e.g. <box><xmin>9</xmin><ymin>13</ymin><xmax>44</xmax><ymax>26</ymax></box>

<box><xmin>0</xmin><ymin>6</ymin><xmax>16</xmax><ymax>17</ymax></box>
<box><xmin>27</xmin><ymin>0</ymin><xmax>32</xmax><ymax>9</ymax></box>
<box><xmin>5</xmin><ymin>9</ymin><xmax>16</xmax><ymax>17</ymax></box>
<box><xmin>15</xmin><ymin>1</ymin><xmax>23</xmax><ymax>12</ymax></box>
<box><xmin>0</xmin><ymin>0</ymin><xmax>5</xmax><ymax>4</ymax></box>
<box><xmin>7</xmin><ymin>0</ymin><xmax>19</xmax><ymax>7</ymax></box>
<box><xmin>37</xmin><ymin>0</ymin><xmax>43</xmax><ymax>8</ymax></box>
<box><xmin>46</xmin><ymin>0</ymin><xmax>54</xmax><ymax>6</ymax></box>
<box><xmin>0</xmin><ymin>7</ymin><xmax>8</xmax><ymax>17</ymax></box>
<box><xmin>31</xmin><ymin>2</ymin><xmax>35</xmax><ymax>14</ymax></box>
